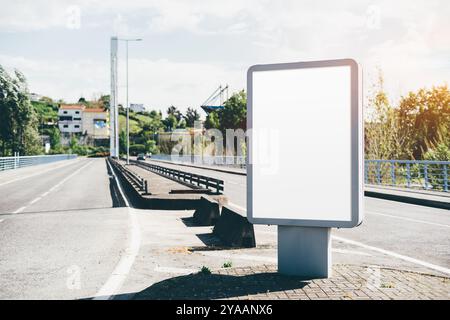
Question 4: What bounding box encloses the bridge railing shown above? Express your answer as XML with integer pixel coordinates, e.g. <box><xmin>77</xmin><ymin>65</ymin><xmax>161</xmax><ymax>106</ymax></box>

<box><xmin>0</xmin><ymin>154</ymin><xmax>77</xmax><ymax>172</ymax></box>
<box><xmin>365</xmin><ymin>160</ymin><xmax>449</xmax><ymax>192</ymax></box>
<box><xmin>151</xmin><ymin>154</ymin><xmax>246</xmax><ymax>168</ymax></box>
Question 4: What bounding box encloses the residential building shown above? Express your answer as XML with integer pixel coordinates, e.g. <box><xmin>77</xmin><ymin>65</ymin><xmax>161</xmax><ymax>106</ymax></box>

<box><xmin>82</xmin><ymin>108</ymin><xmax>109</xmax><ymax>138</ymax></box>
<box><xmin>58</xmin><ymin>104</ymin><xmax>109</xmax><ymax>146</ymax></box>
<box><xmin>58</xmin><ymin>105</ymin><xmax>84</xmax><ymax>133</ymax></box>
<box><xmin>130</xmin><ymin>103</ymin><xmax>145</xmax><ymax>113</ymax></box>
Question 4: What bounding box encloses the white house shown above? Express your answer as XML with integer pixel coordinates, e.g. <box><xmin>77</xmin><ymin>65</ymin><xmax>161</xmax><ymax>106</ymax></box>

<box><xmin>58</xmin><ymin>105</ymin><xmax>84</xmax><ymax>133</ymax></box>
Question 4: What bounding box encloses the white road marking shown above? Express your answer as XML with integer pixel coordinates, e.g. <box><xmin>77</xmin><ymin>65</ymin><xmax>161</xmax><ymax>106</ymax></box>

<box><xmin>94</xmin><ymin>208</ymin><xmax>140</xmax><ymax>300</ymax></box>
<box><xmin>154</xmin><ymin>266</ymin><xmax>198</xmax><ymax>274</ymax></box>
<box><xmin>11</xmin><ymin>160</ymin><xmax>92</xmax><ymax>214</ymax></box>
<box><xmin>0</xmin><ymin>219</ymin><xmax>4</xmax><ymax>223</ymax></box>
<box><xmin>367</xmin><ymin>211</ymin><xmax>450</xmax><ymax>228</ymax></box>
<box><xmin>29</xmin><ymin>197</ymin><xmax>42</xmax><ymax>205</ymax></box>
<box><xmin>13</xmin><ymin>206</ymin><xmax>26</xmax><ymax>214</ymax></box>
<box><xmin>0</xmin><ymin>159</ymin><xmax>79</xmax><ymax>187</ymax></box>
<box><xmin>333</xmin><ymin>235</ymin><xmax>450</xmax><ymax>276</ymax></box>
<box><xmin>94</xmin><ymin>163</ymin><xmax>135</xmax><ymax>300</ymax></box>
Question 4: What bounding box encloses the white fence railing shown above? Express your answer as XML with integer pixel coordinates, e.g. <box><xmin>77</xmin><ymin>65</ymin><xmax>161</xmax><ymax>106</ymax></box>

<box><xmin>151</xmin><ymin>154</ymin><xmax>246</xmax><ymax>168</ymax></box>
<box><xmin>0</xmin><ymin>154</ymin><xmax>77</xmax><ymax>172</ymax></box>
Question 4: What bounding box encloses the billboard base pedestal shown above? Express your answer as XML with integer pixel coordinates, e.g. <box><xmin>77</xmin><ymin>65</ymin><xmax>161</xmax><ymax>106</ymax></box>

<box><xmin>278</xmin><ymin>225</ymin><xmax>331</xmax><ymax>279</ymax></box>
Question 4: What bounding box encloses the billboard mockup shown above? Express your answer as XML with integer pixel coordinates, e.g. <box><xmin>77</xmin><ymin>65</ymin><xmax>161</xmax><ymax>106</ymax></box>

<box><xmin>247</xmin><ymin>59</ymin><xmax>363</xmax><ymax>228</ymax></box>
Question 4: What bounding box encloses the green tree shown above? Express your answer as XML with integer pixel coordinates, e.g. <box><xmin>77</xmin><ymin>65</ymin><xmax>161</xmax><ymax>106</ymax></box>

<box><xmin>163</xmin><ymin>114</ymin><xmax>178</xmax><ymax>132</ymax></box>
<box><xmin>218</xmin><ymin>90</ymin><xmax>247</xmax><ymax>132</ymax></box>
<box><xmin>397</xmin><ymin>85</ymin><xmax>450</xmax><ymax>159</ymax></box>
<box><xmin>204</xmin><ymin>111</ymin><xmax>220</xmax><ymax>129</ymax></box>
<box><xmin>167</xmin><ymin>105</ymin><xmax>182</xmax><ymax>122</ymax></box>
<box><xmin>364</xmin><ymin>70</ymin><xmax>409</xmax><ymax>160</ymax></box>
<box><xmin>0</xmin><ymin>65</ymin><xmax>41</xmax><ymax>156</ymax></box>
<box><xmin>184</xmin><ymin>107</ymin><xmax>200</xmax><ymax>127</ymax></box>
<box><xmin>49</xmin><ymin>127</ymin><xmax>60</xmax><ymax>150</ymax></box>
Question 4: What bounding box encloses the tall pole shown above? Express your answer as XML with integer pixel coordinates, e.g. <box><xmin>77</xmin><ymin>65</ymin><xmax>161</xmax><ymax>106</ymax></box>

<box><xmin>126</xmin><ymin>41</ymin><xmax>130</xmax><ymax>165</ymax></box>
<box><xmin>110</xmin><ymin>36</ymin><xmax>118</xmax><ymax>158</ymax></box>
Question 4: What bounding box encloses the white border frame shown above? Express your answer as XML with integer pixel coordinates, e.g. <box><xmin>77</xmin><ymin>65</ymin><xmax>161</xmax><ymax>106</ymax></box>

<box><xmin>247</xmin><ymin>59</ymin><xmax>363</xmax><ymax>228</ymax></box>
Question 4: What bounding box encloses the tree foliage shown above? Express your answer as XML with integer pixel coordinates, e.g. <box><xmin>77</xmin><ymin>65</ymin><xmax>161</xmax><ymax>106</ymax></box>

<box><xmin>365</xmin><ymin>69</ymin><xmax>449</xmax><ymax>160</ymax></box>
<box><xmin>0</xmin><ymin>65</ymin><xmax>41</xmax><ymax>156</ymax></box>
<box><xmin>184</xmin><ymin>107</ymin><xmax>200</xmax><ymax>127</ymax></box>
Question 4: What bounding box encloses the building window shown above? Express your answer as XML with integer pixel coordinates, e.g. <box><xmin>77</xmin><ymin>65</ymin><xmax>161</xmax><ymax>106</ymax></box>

<box><xmin>63</xmin><ymin>111</ymin><xmax>68</xmax><ymax>114</ymax></box>
<box><xmin>63</xmin><ymin>125</ymin><xmax>69</xmax><ymax>128</ymax></box>
<box><xmin>74</xmin><ymin>125</ymin><xmax>80</xmax><ymax>128</ymax></box>
<box><xmin>74</xmin><ymin>117</ymin><xmax>81</xmax><ymax>121</ymax></box>
<box><xmin>75</xmin><ymin>111</ymin><xmax>80</xmax><ymax>114</ymax></box>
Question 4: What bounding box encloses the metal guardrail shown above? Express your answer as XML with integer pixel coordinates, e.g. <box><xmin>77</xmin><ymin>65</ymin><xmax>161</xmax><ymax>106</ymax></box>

<box><xmin>109</xmin><ymin>158</ymin><xmax>149</xmax><ymax>194</ymax></box>
<box><xmin>132</xmin><ymin>159</ymin><xmax>224</xmax><ymax>194</ymax></box>
<box><xmin>365</xmin><ymin>160</ymin><xmax>449</xmax><ymax>192</ymax></box>
<box><xmin>0</xmin><ymin>154</ymin><xmax>77</xmax><ymax>172</ymax></box>
<box><xmin>151</xmin><ymin>154</ymin><xmax>246</xmax><ymax>168</ymax></box>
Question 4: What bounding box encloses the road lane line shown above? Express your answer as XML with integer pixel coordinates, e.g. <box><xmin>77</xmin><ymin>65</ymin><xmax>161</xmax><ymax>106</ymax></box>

<box><xmin>0</xmin><ymin>159</ymin><xmax>80</xmax><ymax>187</ymax></box>
<box><xmin>367</xmin><ymin>211</ymin><xmax>450</xmax><ymax>228</ymax></box>
<box><xmin>332</xmin><ymin>235</ymin><xmax>450</xmax><ymax>276</ymax></box>
<box><xmin>0</xmin><ymin>219</ymin><xmax>4</xmax><ymax>223</ymax></box>
<box><xmin>93</xmin><ymin>162</ymin><xmax>135</xmax><ymax>300</ymax></box>
<box><xmin>13</xmin><ymin>206</ymin><xmax>26</xmax><ymax>214</ymax></box>
<box><xmin>11</xmin><ymin>160</ymin><xmax>92</xmax><ymax>214</ymax></box>
<box><xmin>29</xmin><ymin>197</ymin><xmax>42</xmax><ymax>205</ymax></box>
<box><xmin>94</xmin><ymin>208</ymin><xmax>141</xmax><ymax>300</ymax></box>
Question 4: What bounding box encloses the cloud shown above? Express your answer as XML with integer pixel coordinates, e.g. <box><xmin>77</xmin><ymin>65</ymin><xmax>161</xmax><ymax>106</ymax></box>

<box><xmin>0</xmin><ymin>0</ymin><xmax>448</xmax><ymax>108</ymax></box>
<box><xmin>0</xmin><ymin>54</ymin><xmax>243</xmax><ymax>116</ymax></box>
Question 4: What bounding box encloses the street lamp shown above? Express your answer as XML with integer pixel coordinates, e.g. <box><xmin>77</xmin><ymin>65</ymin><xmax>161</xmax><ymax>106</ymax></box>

<box><xmin>118</xmin><ymin>38</ymin><xmax>142</xmax><ymax>165</ymax></box>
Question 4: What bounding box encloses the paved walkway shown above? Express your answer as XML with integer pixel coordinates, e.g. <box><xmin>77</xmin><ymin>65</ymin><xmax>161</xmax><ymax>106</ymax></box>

<box><xmin>134</xmin><ymin>264</ymin><xmax>449</xmax><ymax>300</ymax></box>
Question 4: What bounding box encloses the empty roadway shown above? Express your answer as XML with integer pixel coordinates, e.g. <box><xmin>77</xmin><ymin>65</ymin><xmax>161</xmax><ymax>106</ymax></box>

<box><xmin>144</xmin><ymin>158</ymin><xmax>450</xmax><ymax>275</ymax></box>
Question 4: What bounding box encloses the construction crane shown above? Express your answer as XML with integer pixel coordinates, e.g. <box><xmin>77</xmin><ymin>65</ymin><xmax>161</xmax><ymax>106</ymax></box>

<box><xmin>200</xmin><ymin>85</ymin><xmax>229</xmax><ymax>114</ymax></box>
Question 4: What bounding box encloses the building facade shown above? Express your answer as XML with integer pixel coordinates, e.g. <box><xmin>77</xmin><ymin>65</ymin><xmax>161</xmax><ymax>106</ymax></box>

<box><xmin>58</xmin><ymin>105</ymin><xmax>84</xmax><ymax>133</ymax></box>
<box><xmin>58</xmin><ymin>104</ymin><xmax>109</xmax><ymax>145</ymax></box>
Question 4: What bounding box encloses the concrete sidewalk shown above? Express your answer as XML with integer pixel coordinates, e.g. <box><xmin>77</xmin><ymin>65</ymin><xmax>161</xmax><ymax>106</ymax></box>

<box><xmin>134</xmin><ymin>264</ymin><xmax>450</xmax><ymax>300</ymax></box>
<box><xmin>109</xmin><ymin>209</ymin><xmax>449</xmax><ymax>300</ymax></box>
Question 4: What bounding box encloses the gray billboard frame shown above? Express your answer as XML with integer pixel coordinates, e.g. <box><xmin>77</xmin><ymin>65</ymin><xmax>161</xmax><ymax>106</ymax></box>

<box><xmin>246</xmin><ymin>58</ymin><xmax>363</xmax><ymax>229</ymax></box>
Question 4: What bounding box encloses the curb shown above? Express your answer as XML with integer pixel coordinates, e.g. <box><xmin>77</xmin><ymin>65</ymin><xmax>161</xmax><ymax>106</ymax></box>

<box><xmin>364</xmin><ymin>190</ymin><xmax>450</xmax><ymax>210</ymax></box>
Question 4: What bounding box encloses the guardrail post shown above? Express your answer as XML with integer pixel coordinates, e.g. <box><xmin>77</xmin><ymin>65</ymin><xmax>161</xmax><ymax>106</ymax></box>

<box><xmin>390</xmin><ymin>161</ymin><xmax>396</xmax><ymax>187</ymax></box>
<box><xmin>424</xmin><ymin>164</ymin><xmax>429</xmax><ymax>190</ymax></box>
<box><xmin>406</xmin><ymin>163</ymin><xmax>411</xmax><ymax>188</ymax></box>
<box><xmin>364</xmin><ymin>161</ymin><xmax>368</xmax><ymax>184</ymax></box>
<box><xmin>376</xmin><ymin>162</ymin><xmax>381</xmax><ymax>185</ymax></box>
<box><xmin>216</xmin><ymin>180</ymin><xmax>220</xmax><ymax>194</ymax></box>
<box><xmin>443</xmin><ymin>164</ymin><xmax>448</xmax><ymax>192</ymax></box>
<box><xmin>145</xmin><ymin>180</ymin><xmax>148</xmax><ymax>194</ymax></box>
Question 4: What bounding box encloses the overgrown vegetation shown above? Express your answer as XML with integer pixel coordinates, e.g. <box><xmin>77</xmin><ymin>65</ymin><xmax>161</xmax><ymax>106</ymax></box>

<box><xmin>365</xmin><ymin>70</ymin><xmax>449</xmax><ymax>160</ymax></box>
<box><xmin>0</xmin><ymin>66</ymin><xmax>42</xmax><ymax>156</ymax></box>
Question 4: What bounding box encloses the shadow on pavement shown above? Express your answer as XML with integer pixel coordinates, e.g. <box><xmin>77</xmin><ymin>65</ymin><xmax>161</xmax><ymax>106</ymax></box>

<box><xmin>131</xmin><ymin>272</ymin><xmax>309</xmax><ymax>300</ymax></box>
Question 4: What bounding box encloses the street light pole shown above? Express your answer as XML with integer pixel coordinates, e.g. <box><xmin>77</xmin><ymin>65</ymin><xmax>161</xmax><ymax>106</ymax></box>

<box><xmin>118</xmin><ymin>38</ymin><xmax>142</xmax><ymax>165</ymax></box>
<box><xmin>126</xmin><ymin>41</ymin><xmax>129</xmax><ymax>165</ymax></box>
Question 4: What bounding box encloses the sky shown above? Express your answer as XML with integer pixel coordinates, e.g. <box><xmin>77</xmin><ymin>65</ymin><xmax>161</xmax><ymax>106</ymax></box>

<box><xmin>0</xmin><ymin>0</ymin><xmax>449</xmax><ymax>117</ymax></box>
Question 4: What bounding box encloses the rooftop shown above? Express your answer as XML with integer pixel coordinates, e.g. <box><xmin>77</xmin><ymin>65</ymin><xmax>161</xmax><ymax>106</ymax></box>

<box><xmin>59</xmin><ymin>104</ymin><xmax>85</xmax><ymax>110</ymax></box>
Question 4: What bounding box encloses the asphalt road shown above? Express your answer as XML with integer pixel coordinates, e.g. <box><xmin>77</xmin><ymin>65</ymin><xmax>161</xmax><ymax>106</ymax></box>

<box><xmin>0</xmin><ymin>158</ymin><xmax>130</xmax><ymax>299</ymax></box>
<box><xmin>0</xmin><ymin>157</ymin><xmax>448</xmax><ymax>299</ymax></box>
<box><xmin>145</xmin><ymin>158</ymin><xmax>450</xmax><ymax>275</ymax></box>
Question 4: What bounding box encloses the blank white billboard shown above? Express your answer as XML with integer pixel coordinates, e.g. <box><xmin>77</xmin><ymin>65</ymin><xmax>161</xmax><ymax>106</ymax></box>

<box><xmin>247</xmin><ymin>59</ymin><xmax>363</xmax><ymax>228</ymax></box>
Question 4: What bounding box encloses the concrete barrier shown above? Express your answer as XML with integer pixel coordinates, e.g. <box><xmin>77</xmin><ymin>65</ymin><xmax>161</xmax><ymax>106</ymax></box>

<box><xmin>213</xmin><ymin>205</ymin><xmax>256</xmax><ymax>248</ymax></box>
<box><xmin>193</xmin><ymin>196</ymin><xmax>221</xmax><ymax>226</ymax></box>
